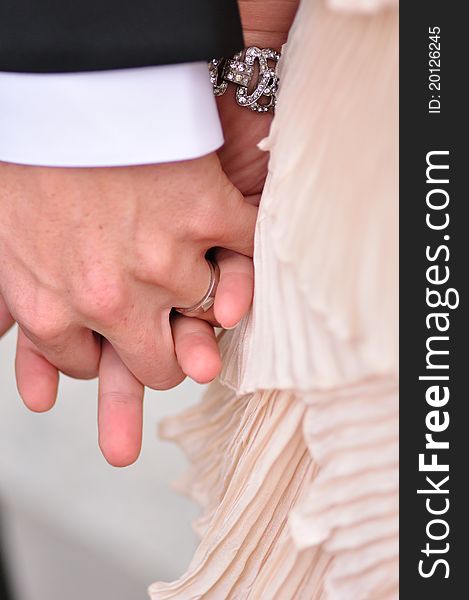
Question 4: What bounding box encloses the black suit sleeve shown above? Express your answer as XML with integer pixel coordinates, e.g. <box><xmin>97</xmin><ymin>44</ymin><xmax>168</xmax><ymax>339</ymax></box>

<box><xmin>0</xmin><ymin>0</ymin><xmax>244</xmax><ymax>73</ymax></box>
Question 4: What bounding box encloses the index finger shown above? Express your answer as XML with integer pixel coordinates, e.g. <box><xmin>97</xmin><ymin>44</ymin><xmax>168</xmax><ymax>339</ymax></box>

<box><xmin>98</xmin><ymin>339</ymin><xmax>145</xmax><ymax>467</ymax></box>
<box><xmin>212</xmin><ymin>184</ymin><xmax>258</xmax><ymax>257</ymax></box>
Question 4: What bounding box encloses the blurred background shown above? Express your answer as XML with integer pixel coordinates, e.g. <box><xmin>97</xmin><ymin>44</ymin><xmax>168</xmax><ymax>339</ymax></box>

<box><xmin>0</xmin><ymin>326</ymin><xmax>202</xmax><ymax>599</ymax></box>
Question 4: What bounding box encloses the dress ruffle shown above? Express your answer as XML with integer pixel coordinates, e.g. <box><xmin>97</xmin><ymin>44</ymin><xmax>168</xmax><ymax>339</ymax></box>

<box><xmin>150</xmin><ymin>0</ymin><xmax>398</xmax><ymax>597</ymax></box>
<box><xmin>150</xmin><ymin>379</ymin><xmax>397</xmax><ymax>599</ymax></box>
<box><xmin>326</xmin><ymin>0</ymin><xmax>398</xmax><ymax>14</ymax></box>
<box><xmin>219</xmin><ymin>0</ymin><xmax>398</xmax><ymax>396</ymax></box>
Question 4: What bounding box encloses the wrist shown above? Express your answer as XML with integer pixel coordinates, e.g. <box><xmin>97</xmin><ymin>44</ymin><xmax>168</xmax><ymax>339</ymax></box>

<box><xmin>238</xmin><ymin>0</ymin><xmax>299</xmax><ymax>49</ymax></box>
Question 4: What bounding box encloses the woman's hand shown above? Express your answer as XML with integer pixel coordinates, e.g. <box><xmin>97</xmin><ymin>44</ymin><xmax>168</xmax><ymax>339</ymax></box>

<box><xmin>216</xmin><ymin>0</ymin><xmax>299</xmax><ymax>203</ymax></box>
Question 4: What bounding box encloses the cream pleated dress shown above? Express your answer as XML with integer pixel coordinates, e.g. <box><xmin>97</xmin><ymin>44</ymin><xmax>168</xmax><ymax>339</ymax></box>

<box><xmin>150</xmin><ymin>0</ymin><xmax>398</xmax><ymax>598</ymax></box>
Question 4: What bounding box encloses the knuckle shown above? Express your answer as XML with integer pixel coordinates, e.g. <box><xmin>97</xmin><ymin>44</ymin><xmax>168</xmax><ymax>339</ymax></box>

<box><xmin>19</xmin><ymin>305</ymin><xmax>67</xmax><ymax>345</ymax></box>
<box><xmin>75</xmin><ymin>271</ymin><xmax>127</xmax><ymax>324</ymax></box>
<box><xmin>100</xmin><ymin>390</ymin><xmax>138</xmax><ymax>407</ymax></box>
<box><xmin>133</xmin><ymin>237</ymin><xmax>178</xmax><ymax>287</ymax></box>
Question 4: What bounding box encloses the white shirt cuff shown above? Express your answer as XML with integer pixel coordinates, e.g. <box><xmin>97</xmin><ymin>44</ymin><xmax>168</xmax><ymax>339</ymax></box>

<box><xmin>0</xmin><ymin>63</ymin><xmax>223</xmax><ymax>167</ymax></box>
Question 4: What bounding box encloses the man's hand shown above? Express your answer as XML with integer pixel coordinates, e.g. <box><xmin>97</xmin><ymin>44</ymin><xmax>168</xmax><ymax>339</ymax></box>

<box><xmin>0</xmin><ymin>152</ymin><xmax>257</xmax><ymax>465</ymax></box>
<box><xmin>0</xmin><ymin>153</ymin><xmax>256</xmax><ymax>389</ymax></box>
<box><xmin>1</xmin><ymin>245</ymin><xmax>254</xmax><ymax>467</ymax></box>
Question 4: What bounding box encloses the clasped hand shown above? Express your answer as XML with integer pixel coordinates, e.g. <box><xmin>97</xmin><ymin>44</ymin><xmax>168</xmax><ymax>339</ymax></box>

<box><xmin>0</xmin><ymin>152</ymin><xmax>258</xmax><ymax>466</ymax></box>
<box><xmin>0</xmin><ymin>0</ymin><xmax>295</xmax><ymax>467</ymax></box>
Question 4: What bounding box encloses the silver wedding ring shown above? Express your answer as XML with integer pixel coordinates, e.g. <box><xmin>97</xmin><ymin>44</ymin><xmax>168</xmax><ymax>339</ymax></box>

<box><xmin>175</xmin><ymin>259</ymin><xmax>220</xmax><ymax>317</ymax></box>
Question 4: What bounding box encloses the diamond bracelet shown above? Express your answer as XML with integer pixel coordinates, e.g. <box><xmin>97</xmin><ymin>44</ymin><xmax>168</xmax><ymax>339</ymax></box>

<box><xmin>209</xmin><ymin>46</ymin><xmax>281</xmax><ymax>114</ymax></box>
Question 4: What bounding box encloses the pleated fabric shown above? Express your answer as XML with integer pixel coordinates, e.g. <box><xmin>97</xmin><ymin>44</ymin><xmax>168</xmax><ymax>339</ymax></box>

<box><xmin>150</xmin><ymin>0</ymin><xmax>398</xmax><ymax>598</ymax></box>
